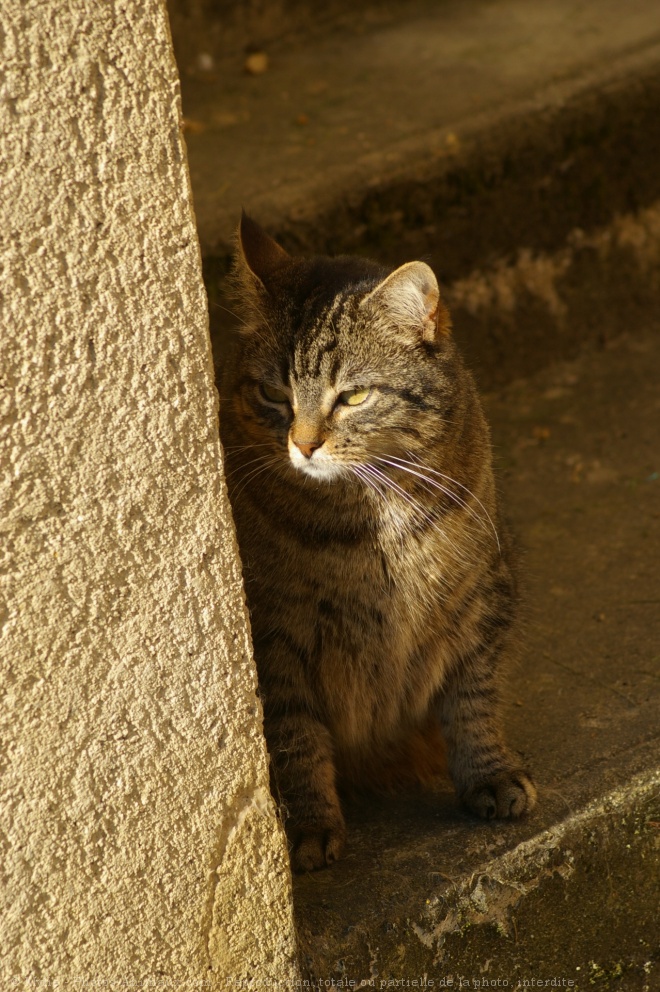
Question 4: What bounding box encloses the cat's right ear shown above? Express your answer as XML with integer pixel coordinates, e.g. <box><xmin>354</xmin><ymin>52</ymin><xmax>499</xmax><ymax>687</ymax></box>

<box><xmin>360</xmin><ymin>261</ymin><xmax>451</xmax><ymax>344</ymax></box>
<box><xmin>234</xmin><ymin>211</ymin><xmax>290</xmax><ymax>301</ymax></box>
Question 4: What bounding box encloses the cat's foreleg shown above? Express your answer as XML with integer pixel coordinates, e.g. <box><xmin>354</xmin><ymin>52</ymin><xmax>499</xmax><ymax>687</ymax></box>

<box><xmin>263</xmin><ymin>706</ymin><xmax>346</xmax><ymax>871</ymax></box>
<box><xmin>437</xmin><ymin>648</ymin><xmax>536</xmax><ymax>819</ymax></box>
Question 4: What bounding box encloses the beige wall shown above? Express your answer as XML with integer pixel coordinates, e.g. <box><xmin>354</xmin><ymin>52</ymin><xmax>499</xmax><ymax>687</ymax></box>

<box><xmin>0</xmin><ymin>0</ymin><xmax>298</xmax><ymax>986</ymax></box>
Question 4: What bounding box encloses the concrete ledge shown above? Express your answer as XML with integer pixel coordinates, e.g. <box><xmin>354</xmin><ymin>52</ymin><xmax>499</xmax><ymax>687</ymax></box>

<box><xmin>444</xmin><ymin>200</ymin><xmax>660</xmax><ymax>387</ymax></box>
<box><xmin>295</xmin><ymin>765</ymin><xmax>659</xmax><ymax>986</ymax></box>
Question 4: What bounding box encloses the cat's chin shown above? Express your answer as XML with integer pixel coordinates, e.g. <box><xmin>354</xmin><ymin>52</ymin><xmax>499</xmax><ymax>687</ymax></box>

<box><xmin>290</xmin><ymin>457</ymin><xmax>345</xmax><ymax>483</ymax></box>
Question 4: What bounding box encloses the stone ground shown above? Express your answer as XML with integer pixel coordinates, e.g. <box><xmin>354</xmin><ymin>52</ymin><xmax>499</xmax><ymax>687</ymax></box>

<box><xmin>170</xmin><ymin>0</ymin><xmax>660</xmax><ymax>985</ymax></box>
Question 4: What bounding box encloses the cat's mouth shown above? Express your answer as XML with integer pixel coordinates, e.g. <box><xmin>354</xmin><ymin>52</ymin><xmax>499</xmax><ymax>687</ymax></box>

<box><xmin>288</xmin><ymin>439</ymin><xmax>346</xmax><ymax>482</ymax></box>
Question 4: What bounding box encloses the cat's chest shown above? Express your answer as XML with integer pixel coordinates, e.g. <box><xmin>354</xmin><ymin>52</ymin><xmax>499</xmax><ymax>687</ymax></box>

<box><xmin>303</xmin><ymin>531</ymin><xmax>427</xmax><ymax>617</ymax></box>
<box><xmin>246</xmin><ymin>516</ymin><xmax>459</xmax><ymax>748</ymax></box>
<box><xmin>305</xmin><ymin>538</ymin><xmax>448</xmax><ymax>738</ymax></box>
<box><xmin>269</xmin><ymin>518</ymin><xmax>446</xmax><ymax>642</ymax></box>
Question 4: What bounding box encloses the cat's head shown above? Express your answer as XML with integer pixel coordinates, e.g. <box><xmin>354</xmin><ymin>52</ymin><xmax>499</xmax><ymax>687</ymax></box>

<box><xmin>227</xmin><ymin>213</ymin><xmax>457</xmax><ymax>484</ymax></box>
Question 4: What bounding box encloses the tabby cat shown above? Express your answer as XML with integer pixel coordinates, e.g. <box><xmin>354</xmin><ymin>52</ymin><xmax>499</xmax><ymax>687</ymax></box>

<box><xmin>220</xmin><ymin>213</ymin><xmax>536</xmax><ymax>872</ymax></box>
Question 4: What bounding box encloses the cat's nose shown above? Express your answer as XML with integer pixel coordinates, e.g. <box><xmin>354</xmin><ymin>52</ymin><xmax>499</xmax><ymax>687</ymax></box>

<box><xmin>294</xmin><ymin>439</ymin><xmax>322</xmax><ymax>459</ymax></box>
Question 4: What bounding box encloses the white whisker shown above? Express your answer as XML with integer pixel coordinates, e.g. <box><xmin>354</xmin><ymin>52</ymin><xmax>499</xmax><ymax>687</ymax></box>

<box><xmin>364</xmin><ymin>463</ymin><xmax>436</xmax><ymax>528</ymax></box>
<box><xmin>223</xmin><ymin>441</ymin><xmax>274</xmax><ymax>455</ymax></box>
<box><xmin>350</xmin><ymin>464</ymin><xmax>382</xmax><ymax>499</ymax></box>
<box><xmin>229</xmin><ymin>454</ymin><xmax>282</xmax><ymax>502</ymax></box>
<box><xmin>378</xmin><ymin>454</ymin><xmax>501</xmax><ymax>552</ymax></box>
<box><xmin>225</xmin><ymin>449</ymin><xmax>279</xmax><ymax>478</ymax></box>
<box><xmin>360</xmin><ymin>463</ymin><xmax>477</xmax><ymax>571</ymax></box>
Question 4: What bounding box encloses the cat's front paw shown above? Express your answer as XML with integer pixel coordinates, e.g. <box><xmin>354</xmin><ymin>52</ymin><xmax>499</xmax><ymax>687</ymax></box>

<box><xmin>291</xmin><ymin>820</ymin><xmax>346</xmax><ymax>872</ymax></box>
<box><xmin>462</xmin><ymin>769</ymin><xmax>536</xmax><ymax>820</ymax></box>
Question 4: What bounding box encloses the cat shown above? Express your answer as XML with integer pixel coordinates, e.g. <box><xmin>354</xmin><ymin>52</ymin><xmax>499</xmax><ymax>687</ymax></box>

<box><xmin>219</xmin><ymin>212</ymin><xmax>536</xmax><ymax>872</ymax></box>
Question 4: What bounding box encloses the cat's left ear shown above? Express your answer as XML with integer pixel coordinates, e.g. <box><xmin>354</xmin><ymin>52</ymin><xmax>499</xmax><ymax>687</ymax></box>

<box><xmin>236</xmin><ymin>211</ymin><xmax>290</xmax><ymax>296</ymax></box>
<box><xmin>361</xmin><ymin>261</ymin><xmax>451</xmax><ymax>343</ymax></box>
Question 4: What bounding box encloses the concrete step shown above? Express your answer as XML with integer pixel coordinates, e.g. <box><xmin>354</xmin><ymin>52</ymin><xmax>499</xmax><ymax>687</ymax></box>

<box><xmin>175</xmin><ymin>0</ymin><xmax>660</xmax><ymax>387</ymax></box>
<box><xmin>168</xmin><ymin>0</ymin><xmax>660</xmax><ymax>985</ymax></box>
<box><xmin>174</xmin><ymin>0</ymin><xmax>660</xmax><ymax>263</ymax></box>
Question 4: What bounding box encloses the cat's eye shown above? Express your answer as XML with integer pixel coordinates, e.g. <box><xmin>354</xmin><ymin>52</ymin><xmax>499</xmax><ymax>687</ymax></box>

<box><xmin>337</xmin><ymin>388</ymin><xmax>371</xmax><ymax>407</ymax></box>
<box><xmin>259</xmin><ymin>383</ymin><xmax>290</xmax><ymax>404</ymax></box>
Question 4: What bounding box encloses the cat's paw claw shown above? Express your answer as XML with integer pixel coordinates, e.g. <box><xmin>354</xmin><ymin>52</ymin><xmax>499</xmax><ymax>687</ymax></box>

<box><xmin>463</xmin><ymin>769</ymin><xmax>536</xmax><ymax>820</ymax></box>
<box><xmin>292</xmin><ymin>823</ymin><xmax>346</xmax><ymax>872</ymax></box>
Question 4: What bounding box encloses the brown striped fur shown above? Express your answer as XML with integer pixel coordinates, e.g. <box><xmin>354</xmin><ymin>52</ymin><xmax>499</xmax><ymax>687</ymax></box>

<box><xmin>219</xmin><ymin>214</ymin><xmax>536</xmax><ymax>871</ymax></box>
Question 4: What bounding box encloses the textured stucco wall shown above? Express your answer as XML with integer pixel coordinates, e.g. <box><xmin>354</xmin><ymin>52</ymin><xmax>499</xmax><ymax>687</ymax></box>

<box><xmin>0</xmin><ymin>1</ymin><xmax>298</xmax><ymax>986</ymax></box>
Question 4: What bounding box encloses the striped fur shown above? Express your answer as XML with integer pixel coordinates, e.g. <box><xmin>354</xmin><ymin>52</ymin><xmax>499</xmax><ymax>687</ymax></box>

<box><xmin>220</xmin><ymin>215</ymin><xmax>536</xmax><ymax>871</ymax></box>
